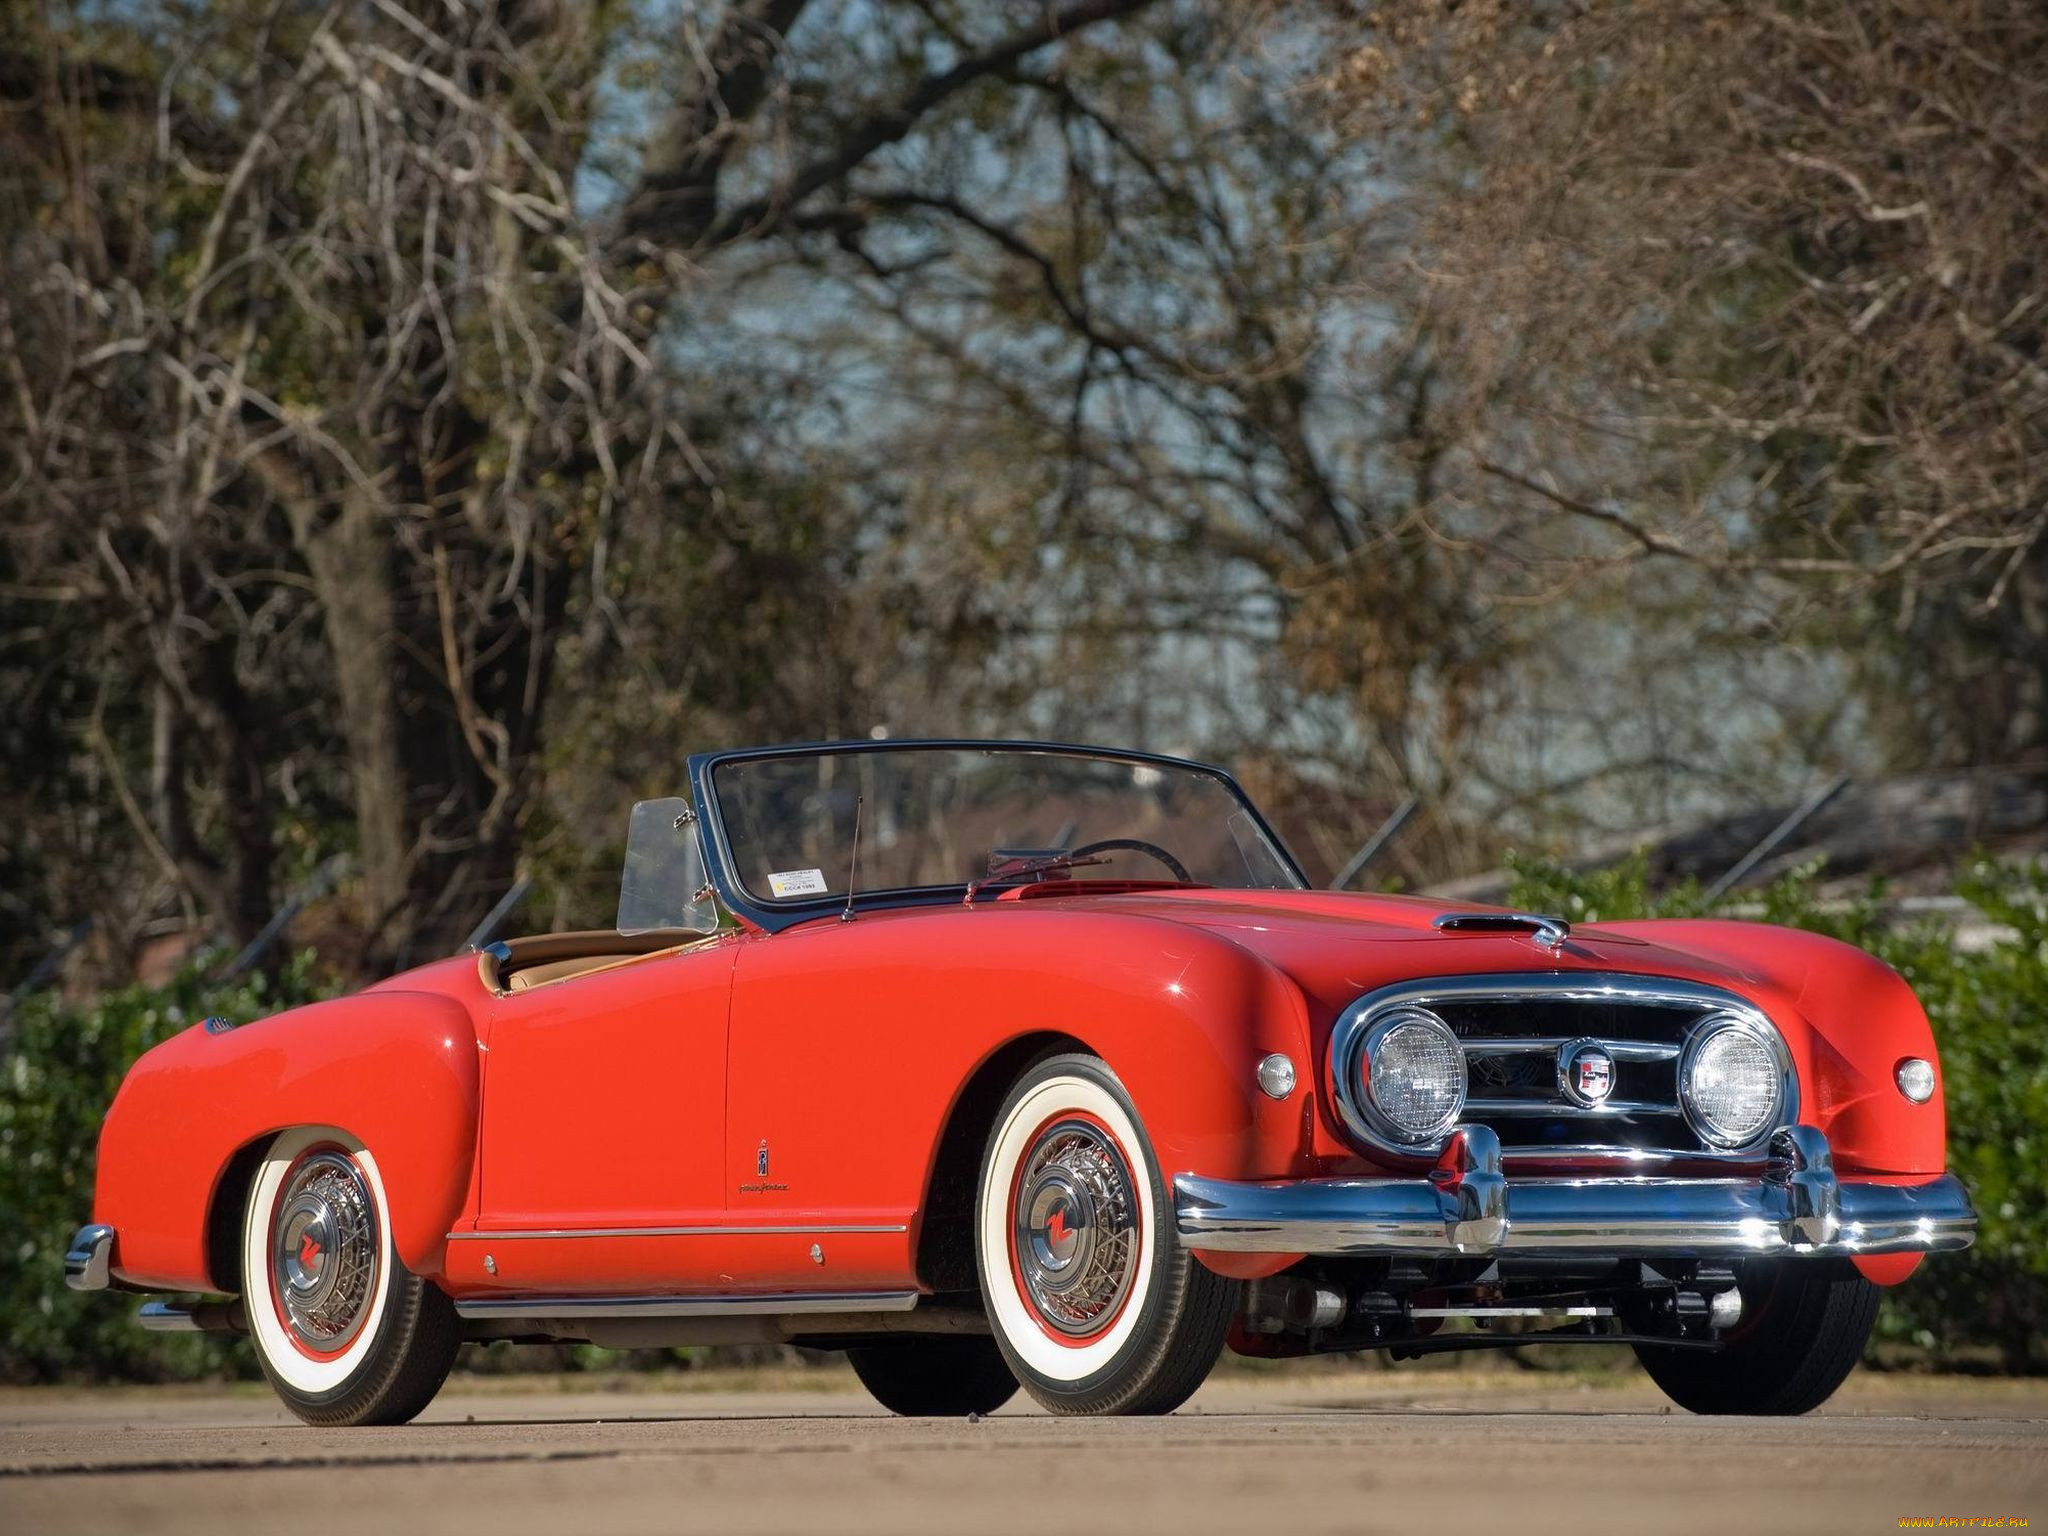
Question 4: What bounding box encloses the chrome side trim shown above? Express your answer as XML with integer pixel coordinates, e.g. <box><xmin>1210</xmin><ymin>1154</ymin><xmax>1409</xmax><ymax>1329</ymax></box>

<box><xmin>453</xmin><ymin>1290</ymin><xmax>921</xmax><ymax>1320</ymax></box>
<box><xmin>1174</xmin><ymin>1126</ymin><xmax>1976</xmax><ymax>1261</ymax></box>
<box><xmin>445</xmin><ymin>1223</ymin><xmax>908</xmax><ymax>1241</ymax></box>
<box><xmin>64</xmin><ymin>1224</ymin><xmax>114</xmax><ymax>1291</ymax></box>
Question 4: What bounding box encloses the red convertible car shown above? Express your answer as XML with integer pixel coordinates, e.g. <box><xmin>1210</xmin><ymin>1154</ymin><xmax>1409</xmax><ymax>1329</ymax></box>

<box><xmin>68</xmin><ymin>740</ymin><xmax>1974</xmax><ymax>1424</ymax></box>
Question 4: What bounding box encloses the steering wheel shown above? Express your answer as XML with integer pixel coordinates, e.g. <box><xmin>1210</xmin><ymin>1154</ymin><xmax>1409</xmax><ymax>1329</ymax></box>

<box><xmin>1068</xmin><ymin>837</ymin><xmax>1194</xmax><ymax>884</ymax></box>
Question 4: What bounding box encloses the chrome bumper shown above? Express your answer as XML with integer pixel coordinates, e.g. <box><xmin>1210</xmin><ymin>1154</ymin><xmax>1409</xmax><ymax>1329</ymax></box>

<box><xmin>1175</xmin><ymin>1126</ymin><xmax>1977</xmax><ymax>1260</ymax></box>
<box><xmin>64</xmin><ymin>1224</ymin><xmax>115</xmax><ymax>1291</ymax></box>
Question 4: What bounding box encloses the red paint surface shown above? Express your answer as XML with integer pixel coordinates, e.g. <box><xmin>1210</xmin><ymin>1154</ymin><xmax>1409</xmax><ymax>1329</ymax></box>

<box><xmin>91</xmin><ymin>888</ymin><xmax>1953</xmax><ymax>1301</ymax></box>
<box><xmin>1853</xmin><ymin>1252</ymin><xmax>1925</xmax><ymax>1286</ymax></box>
<box><xmin>93</xmin><ymin>981</ymin><xmax>479</xmax><ymax>1291</ymax></box>
<box><xmin>462</xmin><ymin>936</ymin><xmax>740</xmax><ymax>1292</ymax></box>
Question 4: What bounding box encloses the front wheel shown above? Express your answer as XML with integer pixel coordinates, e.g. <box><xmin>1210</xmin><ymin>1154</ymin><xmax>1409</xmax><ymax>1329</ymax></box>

<box><xmin>241</xmin><ymin>1128</ymin><xmax>461</xmax><ymax>1426</ymax></box>
<box><xmin>975</xmin><ymin>1054</ymin><xmax>1238</xmax><ymax>1415</ymax></box>
<box><xmin>1633</xmin><ymin>1259</ymin><xmax>1880</xmax><ymax>1415</ymax></box>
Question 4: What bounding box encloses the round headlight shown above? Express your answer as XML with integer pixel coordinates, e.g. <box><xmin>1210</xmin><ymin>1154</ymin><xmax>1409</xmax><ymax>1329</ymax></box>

<box><xmin>1364</xmin><ymin>1008</ymin><xmax>1467</xmax><ymax>1143</ymax></box>
<box><xmin>1681</xmin><ymin>1018</ymin><xmax>1782</xmax><ymax>1148</ymax></box>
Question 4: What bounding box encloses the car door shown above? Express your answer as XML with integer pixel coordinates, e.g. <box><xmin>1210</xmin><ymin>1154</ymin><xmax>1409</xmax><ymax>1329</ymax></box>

<box><xmin>720</xmin><ymin>924</ymin><xmax>937</xmax><ymax>1295</ymax></box>
<box><xmin>468</xmin><ymin>934</ymin><xmax>739</xmax><ymax>1293</ymax></box>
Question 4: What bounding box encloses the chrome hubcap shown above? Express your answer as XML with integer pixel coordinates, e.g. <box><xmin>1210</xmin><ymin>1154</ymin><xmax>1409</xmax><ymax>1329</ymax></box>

<box><xmin>1012</xmin><ymin>1120</ymin><xmax>1138</xmax><ymax>1336</ymax></box>
<box><xmin>271</xmin><ymin>1152</ymin><xmax>377</xmax><ymax>1353</ymax></box>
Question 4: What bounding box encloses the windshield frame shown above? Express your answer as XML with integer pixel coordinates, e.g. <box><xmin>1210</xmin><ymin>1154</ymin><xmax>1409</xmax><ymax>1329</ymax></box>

<box><xmin>685</xmin><ymin>738</ymin><xmax>1307</xmax><ymax>933</ymax></box>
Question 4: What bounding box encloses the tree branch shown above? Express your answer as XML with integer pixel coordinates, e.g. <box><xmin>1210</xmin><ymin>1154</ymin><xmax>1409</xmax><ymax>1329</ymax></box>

<box><xmin>617</xmin><ymin>0</ymin><xmax>815</xmax><ymax>250</ymax></box>
<box><xmin>684</xmin><ymin>0</ymin><xmax>1161</xmax><ymax>251</ymax></box>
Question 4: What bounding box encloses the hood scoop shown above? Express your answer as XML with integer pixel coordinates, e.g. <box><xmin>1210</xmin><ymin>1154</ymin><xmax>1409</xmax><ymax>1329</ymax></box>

<box><xmin>1433</xmin><ymin>911</ymin><xmax>1573</xmax><ymax>953</ymax></box>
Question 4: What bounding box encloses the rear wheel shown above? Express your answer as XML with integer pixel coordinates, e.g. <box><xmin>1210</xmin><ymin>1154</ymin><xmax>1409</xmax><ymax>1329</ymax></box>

<box><xmin>975</xmin><ymin>1054</ymin><xmax>1238</xmax><ymax>1415</ymax></box>
<box><xmin>1633</xmin><ymin>1260</ymin><xmax>1880</xmax><ymax>1415</ymax></box>
<box><xmin>241</xmin><ymin>1128</ymin><xmax>460</xmax><ymax>1426</ymax></box>
<box><xmin>848</xmin><ymin>1336</ymin><xmax>1019</xmax><ymax>1416</ymax></box>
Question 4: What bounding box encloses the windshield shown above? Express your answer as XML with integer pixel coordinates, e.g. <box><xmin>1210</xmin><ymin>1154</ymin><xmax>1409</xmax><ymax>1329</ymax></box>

<box><xmin>707</xmin><ymin>745</ymin><xmax>1302</xmax><ymax>907</ymax></box>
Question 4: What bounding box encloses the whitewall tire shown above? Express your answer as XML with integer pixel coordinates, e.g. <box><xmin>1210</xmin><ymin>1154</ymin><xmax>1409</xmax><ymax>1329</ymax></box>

<box><xmin>241</xmin><ymin>1128</ymin><xmax>460</xmax><ymax>1426</ymax></box>
<box><xmin>975</xmin><ymin>1055</ymin><xmax>1238</xmax><ymax>1414</ymax></box>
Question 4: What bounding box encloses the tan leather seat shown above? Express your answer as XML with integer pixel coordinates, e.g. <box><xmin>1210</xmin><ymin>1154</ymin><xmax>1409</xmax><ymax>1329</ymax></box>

<box><xmin>480</xmin><ymin>928</ymin><xmax>717</xmax><ymax>994</ymax></box>
<box><xmin>505</xmin><ymin>955</ymin><xmax>636</xmax><ymax>991</ymax></box>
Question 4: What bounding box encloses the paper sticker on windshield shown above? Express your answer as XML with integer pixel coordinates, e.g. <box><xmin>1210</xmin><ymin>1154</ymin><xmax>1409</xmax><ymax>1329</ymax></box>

<box><xmin>768</xmin><ymin>868</ymin><xmax>829</xmax><ymax>899</ymax></box>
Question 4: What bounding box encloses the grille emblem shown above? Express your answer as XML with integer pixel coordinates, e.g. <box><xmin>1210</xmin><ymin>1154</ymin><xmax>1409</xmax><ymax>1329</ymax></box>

<box><xmin>1560</xmin><ymin>1041</ymin><xmax>1616</xmax><ymax>1108</ymax></box>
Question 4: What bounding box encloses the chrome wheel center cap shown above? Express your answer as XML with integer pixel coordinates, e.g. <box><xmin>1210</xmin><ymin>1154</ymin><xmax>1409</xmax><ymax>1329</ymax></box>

<box><xmin>269</xmin><ymin>1151</ymin><xmax>377</xmax><ymax>1352</ymax></box>
<box><xmin>1011</xmin><ymin>1118</ymin><xmax>1139</xmax><ymax>1337</ymax></box>
<box><xmin>278</xmin><ymin>1197</ymin><xmax>337</xmax><ymax>1302</ymax></box>
<box><xmin>1025</xmin><ymin>1173</ymin><xmax>1093</xmax><ymax>1283</ymax></box>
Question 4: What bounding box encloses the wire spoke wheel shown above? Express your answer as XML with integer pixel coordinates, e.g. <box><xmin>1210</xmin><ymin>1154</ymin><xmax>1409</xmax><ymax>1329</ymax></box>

<box><xmin>270</xmin><ymin>1151</ymin><xmax>381</xmax><ymax>1356</ymax></box>
<box><xmin>977</xmin><ymin>1055</ymin><xmax>1238</xmax><ymax>1415</ymax></box>
<box><xmin>241</xmin><ymin>1128</ymin><xmax>461</xmax><ymax>1426</ymax></box>
<box><xmin>1011</xmin><ymin>1119</ymin><xmax>1140</xmax><ymax>1339</ymax></box>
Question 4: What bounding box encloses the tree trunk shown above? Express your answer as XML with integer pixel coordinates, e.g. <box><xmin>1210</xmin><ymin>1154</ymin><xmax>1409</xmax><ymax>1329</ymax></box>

<box><xmin>282</xmin><ymin>493</ymin><xmax>417</xmax><ymax>961</ymax></box>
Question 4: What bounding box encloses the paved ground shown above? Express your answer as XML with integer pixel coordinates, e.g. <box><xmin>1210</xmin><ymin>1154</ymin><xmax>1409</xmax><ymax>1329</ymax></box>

<box><xmin>3</xmin><ymin>1369</ymin><xmax>2043</xmax><ymax>1535</ymax></box>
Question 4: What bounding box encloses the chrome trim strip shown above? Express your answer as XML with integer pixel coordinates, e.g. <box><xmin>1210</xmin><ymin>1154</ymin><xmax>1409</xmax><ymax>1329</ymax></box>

<box><xmin>64</xmin><ymin>1224</ymin><xmax>114</xmax><ymax>1291</ymax></box>
<box><xmin>453</xmin><ymin>1290</ymin><xmax>921</xmax><ymax>1320</ymax></box>
<box><xmin>1463</xmin><ymin>1037</ymin><xmax>1680</xmax><ymax>1063</ymax></box>
<box><xmin>1174</xmin><ymin>1126</ymin><xmax>1977</xmax><ymax>1260</ymax></box>
<box><xmin>1465</xmin><ymin>1097</ymin><xmax>1682</xmax><ymax>1118</ymax></box>
<box><xmin>1325</xmin><ymin>972</ymin><xmax>1800</xmax><ymax>1164</ymax></box>
<box><xmin>1499</xmin><ymin>1144</ymin><xmax>1768</xmax><ymax>1167</ymax></box>
<box><xmin>445</xmin><ymin>1223</ymin><xmax>908</xmax><ymax>1241</ymax></box>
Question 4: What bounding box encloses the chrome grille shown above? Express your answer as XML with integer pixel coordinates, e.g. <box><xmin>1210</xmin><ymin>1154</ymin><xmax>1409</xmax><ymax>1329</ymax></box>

<box><xmin>1325</xmin><ymin>973</ymin><xmax>1796</xmax><ymax>1165</ymax></box>
<box><xmin>1464</xmin><ymin>1035</ymin><xmax>1680</xmax><ymax>1120</ymax></box>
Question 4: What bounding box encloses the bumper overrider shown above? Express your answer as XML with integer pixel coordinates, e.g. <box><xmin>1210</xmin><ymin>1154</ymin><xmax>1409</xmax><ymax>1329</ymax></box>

<box><xmin>1174</xmin><ymin>1126</ymin><xmax>1977</xmax><ymax>1260</ymax></box>
<box><xmin>64</xmin><ymin>1224</ymin><xmax>116</xmax><ymax>1290</ymax></box>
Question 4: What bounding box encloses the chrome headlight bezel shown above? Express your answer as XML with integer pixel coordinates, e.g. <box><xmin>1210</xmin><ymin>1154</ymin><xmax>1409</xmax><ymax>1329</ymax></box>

<box><xmin>1678</xmin><ymin>1012</ymin><xmax>1794</xmax><ymax>1152</ymax></box>
<box><xmin>1332</xmin><ymin>1003</ymin><xmax>1468</xmax><ymax>1150</ymax></box>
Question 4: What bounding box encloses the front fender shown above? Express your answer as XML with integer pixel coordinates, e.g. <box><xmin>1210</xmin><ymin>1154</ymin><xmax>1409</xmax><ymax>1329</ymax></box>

<box><xmin>93</xmin><ymin>991</ymin><xmax>480</xmax><ymax>1292</ymax></box>
<box><xmin>1054</xmin><ymin>925</ymin><xmax>1319</xmax><ymax>1186</ymax></box>
<box><xmin>727</xmin><ymin>906</ymin><xmax>1321</xmax><ymax>1231</ymax></box>
<box><xmin>1607</xmin><ymin>919</ymin><xmax>1947</xmax><ymax>1177</ymax></box>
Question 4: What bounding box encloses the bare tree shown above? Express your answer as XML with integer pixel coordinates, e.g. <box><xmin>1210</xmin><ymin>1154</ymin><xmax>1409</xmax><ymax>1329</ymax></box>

<box><xmin>1</xmin><ymin>0</ymin><xmax>1170</xmax><ymax>971</ymax></box>
<box><xmin>696</xmin><ymin>3</ymin><xmax>1513</xmax><ymax>876</ymax></box>
<box><xmin>1319</xmin><ymin>0</ymin><xmax>2048</xmax><ymax>769</ymax></box>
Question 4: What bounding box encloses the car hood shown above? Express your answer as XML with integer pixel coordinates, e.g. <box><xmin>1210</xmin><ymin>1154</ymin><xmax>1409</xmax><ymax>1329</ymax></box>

<box><xmin>999</xmin><ymin>886</ymin><xmax>1788</xmax><ymax>1023</ymax></box>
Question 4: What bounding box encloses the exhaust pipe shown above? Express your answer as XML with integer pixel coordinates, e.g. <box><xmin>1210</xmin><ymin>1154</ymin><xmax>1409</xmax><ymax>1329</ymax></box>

<box><xmin>137</xmin><ymin>1299</ymin><xmax>246</xmax><ymax>1334</ymax></box>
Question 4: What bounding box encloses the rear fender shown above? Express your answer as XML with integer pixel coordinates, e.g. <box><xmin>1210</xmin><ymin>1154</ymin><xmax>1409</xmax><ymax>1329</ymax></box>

<box><xmin>92</xmin><ymin>992</ymin><xmax>481</xmax><ymax>1292</ymax></box>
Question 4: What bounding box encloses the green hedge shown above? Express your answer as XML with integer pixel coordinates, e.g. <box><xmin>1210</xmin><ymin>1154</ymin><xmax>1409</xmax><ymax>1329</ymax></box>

<box><xmin>4</xmin><ymin>866</ymin><xmax>2043</xmax><ymax>1380</ymax></box>
<box><xmin>1505</xmin><ymin>854</ymin><xmax>2048</xmax><ymax>1371</ymax></box>
<box><xmin>0</xmin><ymin>958</ymin><xmax>330</xmax><ymax>1383</ymax></box>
